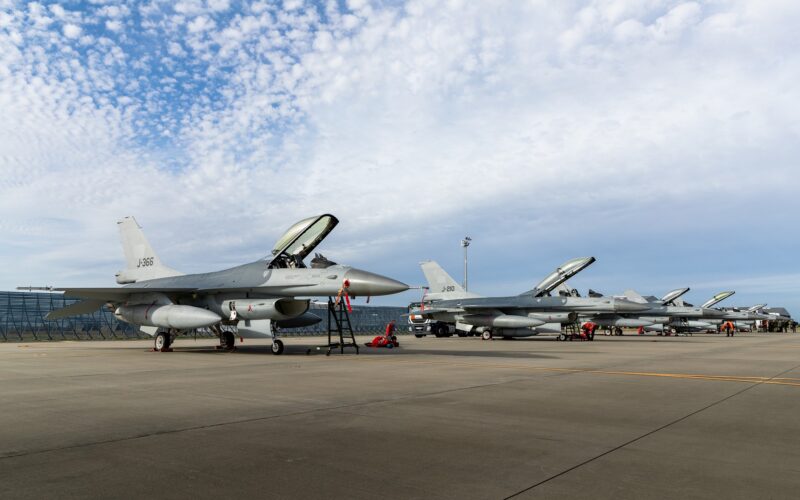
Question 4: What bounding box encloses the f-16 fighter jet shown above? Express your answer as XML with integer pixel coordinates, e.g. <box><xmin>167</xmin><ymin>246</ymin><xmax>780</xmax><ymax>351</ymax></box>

<box><xmin>594</xmin><ymin>289</ymin><xmax>743</xmax><ymax>334</ymax></box>
<box><xmin>46</xmin><ymin>214</ymin><xmax>408</xmax><ymax>354</ymax></box>
<box><xmin>637</xmin><ymin>291</ymin><xmax>771</xmax><ymax>333</ymax></box>
<box><xmin>412</xmin><ymin>258</ymin><xmax>649</xmax><ymax>340</ymax></box>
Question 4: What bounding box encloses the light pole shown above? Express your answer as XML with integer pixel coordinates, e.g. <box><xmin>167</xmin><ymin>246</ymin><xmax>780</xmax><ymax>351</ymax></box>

<box><xmin>461</xmin><ymin>236</ymin><xmax>472</xmax><ymax>291</ymax></box>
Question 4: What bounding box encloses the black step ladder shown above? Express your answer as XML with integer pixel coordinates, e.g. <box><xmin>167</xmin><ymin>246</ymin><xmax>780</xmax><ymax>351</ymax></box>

<box><xmin>564</xmin><ymin>321</ymin><xmax>580</xmax><ymax>339</ymax></box>
<box><xmin>326</xmin><ymin>297</ymin><xmax>359</xmax><ymax>355</ymax></box>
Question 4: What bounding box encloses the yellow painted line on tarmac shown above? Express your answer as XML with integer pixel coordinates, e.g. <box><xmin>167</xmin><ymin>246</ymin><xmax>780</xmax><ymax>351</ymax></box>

<box><xmin>350</xmin><ymin>356</ymin><xmax>800</xmax><ymax>388</ymax></box>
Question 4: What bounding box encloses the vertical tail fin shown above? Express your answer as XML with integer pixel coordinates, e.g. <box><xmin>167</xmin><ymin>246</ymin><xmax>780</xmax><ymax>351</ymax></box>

<box><xmin>420</xmin><ymin>261</ymin><xmax>480</xmax><ymax>300</ymax></box>
<box><xmin>115</xmin><ymin>217</ymin><xmax>183</xmax><ymax>284</ymax></box>
<box><xmin>621</xmin><ymin>289</ymin><xmax>649</xmax><ymax>304</ymax></box>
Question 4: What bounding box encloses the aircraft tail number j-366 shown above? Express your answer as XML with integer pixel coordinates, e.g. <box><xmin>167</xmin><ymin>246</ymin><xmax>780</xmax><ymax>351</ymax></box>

<box><xmin>46</xmin><ymin>214</ymin><xmax>408</xmax><ymax>354</ymax></box>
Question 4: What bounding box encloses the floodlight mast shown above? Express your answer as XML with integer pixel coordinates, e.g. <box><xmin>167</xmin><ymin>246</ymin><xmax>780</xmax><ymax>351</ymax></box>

<box><xmin>461</xmin><ymin>236</ymin><xmax>472</xmax><ymax>291</ymax></box>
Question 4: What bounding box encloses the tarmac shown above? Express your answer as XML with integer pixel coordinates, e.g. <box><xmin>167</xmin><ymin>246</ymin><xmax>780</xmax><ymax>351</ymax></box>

<box><xmin>1</xmin><ymin>333</ymin><xmax>800</xmax><ymax>499</ymax></box>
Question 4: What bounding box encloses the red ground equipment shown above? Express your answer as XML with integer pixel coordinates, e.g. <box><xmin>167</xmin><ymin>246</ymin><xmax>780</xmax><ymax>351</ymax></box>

<box><xmin>365</xmin><ymin>335</ymin><xmax>399</xmax><ymax>348</ymax></box>
<box><xmin>365</xmin><ymin>322</ymin><xmax>400</xmax><ymax>348</ymax></box>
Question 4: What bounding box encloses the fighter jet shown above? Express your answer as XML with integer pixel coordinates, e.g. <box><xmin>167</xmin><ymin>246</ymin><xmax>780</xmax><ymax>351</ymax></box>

<box><xmin>412</xmin><ymin>258</ymin><xmax>649</xmax><ymax>340</ymax></box>
<box><xmin>46</xmin><ymin>214</ymin><xmax>408</xmax><ymax>354</ymax></box>
<box><xmin>613</xmin><ymin>289</ymin><xmax>735</xmax><ymax>334</ymax></box>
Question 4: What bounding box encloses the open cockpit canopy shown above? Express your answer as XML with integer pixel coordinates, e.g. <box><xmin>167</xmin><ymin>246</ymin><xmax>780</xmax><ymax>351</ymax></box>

<box><xmin>268</xmin><ymin>214</ymin><xmax>339</xmax><ymax>268</ymax></box>
<box><xmin>529</xmin><ymin>257</ymin><xmax>596</xmax><ymax>297</ymax></box>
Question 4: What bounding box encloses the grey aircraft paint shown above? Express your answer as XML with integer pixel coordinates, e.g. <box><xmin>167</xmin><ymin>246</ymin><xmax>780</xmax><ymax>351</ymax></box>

<box><xmin>414</xmin><ymin>258</ymin><xmax>650</xmax><ymax>339</ymax></box>
<box><xmin>46</xmin><ymin>214</ymin><xmax>408</xmax><ymax>353</ymax></box>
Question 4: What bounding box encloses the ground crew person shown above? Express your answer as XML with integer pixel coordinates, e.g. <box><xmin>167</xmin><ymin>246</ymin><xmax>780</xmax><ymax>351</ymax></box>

<box><xmin>724</xmin><ymin>321</ymin><xmax>734</xmax><ymax>337</ymax></box>
<box><xmin>385</xmin><ymin>320</ymin><xmax>397</xmax><ymax>339</ymax></box>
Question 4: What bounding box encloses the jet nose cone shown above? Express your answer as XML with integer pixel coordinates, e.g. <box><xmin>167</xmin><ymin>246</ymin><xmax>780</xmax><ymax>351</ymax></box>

<box><xmin>345</xmin><ymin>269</ymin><xmax>409</xmax><ymax>296</ymax></box>
<box><xmin>615</xmin><ymin>299</ymin><xmax>651</xmax><ymax>312</ymax></box>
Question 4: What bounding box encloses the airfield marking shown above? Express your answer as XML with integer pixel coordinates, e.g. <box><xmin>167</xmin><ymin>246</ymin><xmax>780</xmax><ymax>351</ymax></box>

<box><xmin>350</xmin><ymin>356</ymin><xmax>800</xmax><ymax>388</ymax></box>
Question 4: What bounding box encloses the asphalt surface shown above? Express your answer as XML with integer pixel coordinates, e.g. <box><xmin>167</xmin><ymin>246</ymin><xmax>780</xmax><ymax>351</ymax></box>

<box><xmin>1</xmin><ymin>333</ymin><xmax>799</xmax><ymax>499</ymax></box>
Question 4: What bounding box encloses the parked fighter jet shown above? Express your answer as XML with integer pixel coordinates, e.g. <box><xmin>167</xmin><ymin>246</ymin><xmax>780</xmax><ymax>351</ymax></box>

<box><xmin>46</xmin><ymin>214</ymin><xmax>408</xmax><ymax>354</ymax></box>
<box><xmin>644</xmin><ymin>292</ymin><xmax>769</xmax><ymax>333</ymax></box>
<box><xmin>412</xmin><ymin>258</ymin><xmax>649</xmax><ymax>340</ymax></box>
<box><xmin>590</xmin><ymin>287</ymin><xmax>693</xmax><ymax>334</ymax></box>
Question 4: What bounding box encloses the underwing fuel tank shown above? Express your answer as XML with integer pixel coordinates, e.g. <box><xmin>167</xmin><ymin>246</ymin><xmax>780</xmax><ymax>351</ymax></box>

<box><xmin>462</xmin><ymin>314</ymin><xmax>546</xmax><ymax>328</ymax></box>
<box><xmin>528</xmin><ymin>312</ymin><xmax>577</xmax><ymax>323</ymax></box>
<box><xmin>210</xmin><ymin>297</ymin><xmax>309</xmax><ymax>321</ymax></box>
<box><xmin>594</xmin><ymin>317</ymin><xmax>655</xmax><ymax>328</ymax></box>
<box><xmin>115</xmin><ymin>304</ymin><xmax>220</xmax><ymax>329</ymax></box>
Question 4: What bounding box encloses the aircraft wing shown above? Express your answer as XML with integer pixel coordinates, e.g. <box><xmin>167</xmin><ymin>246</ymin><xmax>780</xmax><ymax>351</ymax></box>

<box><xmin>57</xmin><ymin>284</ymin><xmax>316</xmax><ymax>301</ymax></box>
<box><xmin>57</xmin><ymin>287</ymin><xmax>198</xmax><ymax>300</ymax></box>
<box><xmin>411</xmin><ymin>307</ymin><xmax>462</xmax><ymax>318</ymax></box>
<box><xmin>460</xmin><ymin>305</ymin><xmax>508</xmax><ymax>315</ymax></box>
<box><xmin>461</xmin><ymin>303</ymin><xmax>518</xmax><ymax>312</ymax></box>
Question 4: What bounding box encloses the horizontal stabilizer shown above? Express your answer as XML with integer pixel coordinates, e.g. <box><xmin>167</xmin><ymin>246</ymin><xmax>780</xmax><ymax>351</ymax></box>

<box><xmin>45</xmin><ymin>299</ymin><xmax>105</xmax><ymax>320</ymax></box>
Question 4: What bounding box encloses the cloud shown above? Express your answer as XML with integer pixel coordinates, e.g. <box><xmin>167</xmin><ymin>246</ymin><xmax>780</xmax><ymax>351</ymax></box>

<box><xmin>0</xmin><ymin>1</ymin><xmax>798</xmax><ymax>315</ymax></box>
<box><xmin>62</xmin><ymin>23</ymin><xmax>82</xmax><ymax>38</ymax></box>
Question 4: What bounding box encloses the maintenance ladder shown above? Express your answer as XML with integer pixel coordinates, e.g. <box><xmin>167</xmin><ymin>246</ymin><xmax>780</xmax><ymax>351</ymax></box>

<box><xmin>326</xmin><ymin>297</ymin><xmax>359</xmax><ymax>355</ymax></box>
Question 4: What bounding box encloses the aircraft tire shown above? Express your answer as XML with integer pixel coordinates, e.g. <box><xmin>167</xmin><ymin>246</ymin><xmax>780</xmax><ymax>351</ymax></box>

<box><xmin>482</xmin><ymin>331</ymin><xmax>492</xmax><ymax>341</ymax></box>
<box><xmin>557</xmin><ymin>333</ymin><xmax>567</xmax><ymax>342</ymax></box>
<box><xmin>457</xmin><ymin>331</ymin><xmax>467</xmax><ymax>337</ymax></box>
<box><xmin>221</xmin><ymin>331</ymin><xmax>236</xmax><ymax>351</ymax></box>
<box><xmin>154</xmin><ymin>332</ymin><xmax>170</xmax><ymax>351</ymax></box>
<box><xmin>414</xmin><ymin>334</ymin><xmax>424</xmax><ymax>338</ymax></box>
<box><xmin>271</xmin><ymin>339</ymin><xmax>284</xmax><ymax>355</ymax></box>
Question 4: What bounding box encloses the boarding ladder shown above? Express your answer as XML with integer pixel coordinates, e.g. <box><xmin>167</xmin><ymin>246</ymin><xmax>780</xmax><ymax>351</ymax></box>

<box><xmin>563</xmin><ymin>321</ymin><xmax>581</xmax><ymax>339</ymax></box>
<box><xmin>326</xmin><ymin>297</ymin><xmax>359</xmax><ymax>355</ymax></box>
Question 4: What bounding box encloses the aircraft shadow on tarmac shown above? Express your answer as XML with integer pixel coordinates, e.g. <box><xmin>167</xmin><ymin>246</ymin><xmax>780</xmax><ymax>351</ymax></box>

<box><xmin>138</xmin><ymin>343</ymin><xmax>564</xmax><ymax>360</ymax></box>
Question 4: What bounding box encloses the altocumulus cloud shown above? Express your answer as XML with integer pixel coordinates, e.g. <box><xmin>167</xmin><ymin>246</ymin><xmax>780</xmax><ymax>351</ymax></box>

<box><xmin>0</xmin><ymin>0</ymin><xmax>798</xmax><ymax>313</ymax></box>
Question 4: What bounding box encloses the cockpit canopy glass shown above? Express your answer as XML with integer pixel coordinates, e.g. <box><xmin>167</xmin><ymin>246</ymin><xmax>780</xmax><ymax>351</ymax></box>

<box><xmin>268</xmin><ymin>214</ymin><xmax>339</xmax><ymax>268</ymax></box>
<box><xmin>531</xmin><ymin>257</ymin><xmax>596</xmax><ymax>297</ymax></box>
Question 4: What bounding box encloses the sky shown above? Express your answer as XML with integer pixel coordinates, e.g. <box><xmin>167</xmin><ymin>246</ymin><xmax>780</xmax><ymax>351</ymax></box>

<box><xmin>0</xmin><ymin>0</ymin><xmax>798</xmax><ymax>316</ymax></box>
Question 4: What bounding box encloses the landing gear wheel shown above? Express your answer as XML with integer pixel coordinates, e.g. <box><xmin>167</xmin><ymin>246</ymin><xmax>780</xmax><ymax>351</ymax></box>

<box><xmin>482</xmin><ymin>331</ymin><xmax>493</xmax><ymax>341</ymax></box>
<box><xmin>558</xmin><ymin>333</ymin><xmax>567</xmax><ymax>342</ymax></box>
<box><xmin>414</xmin><ymin>334</ymin><xmax>424</xmax><ymax>339</ymax></box>
<box><xmin>457</xmin><ymin>331</ymin><xmax>467</xmax><ymax>337</ymax></box>
<box><xmin>271</xmin><ymin>339</ymin><xmax>284</xmax><ymax>355</ymax></box>
<box><xmin>154</xmin><ymin>332</ymin><xmax>171</xmax><ymax>351</ymax></box>
<box><xmin>221</xmin><ymin>331</ymin><xmax>236</xmax><ymax>351</ymax></box>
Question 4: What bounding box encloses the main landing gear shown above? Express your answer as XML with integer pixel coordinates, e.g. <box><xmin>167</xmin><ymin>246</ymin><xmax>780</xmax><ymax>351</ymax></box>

<box><xmin>221</xmin><ymin>331</ymin><xmax>236</xmax><ymax>351</ymax></box>
<box><xmin>482</xmin><ymin>330</ymin><xmax>493</xmax><ymax>340</ymax></box>
<box><xmin>154</xmin><ymin>331</ymin><xmax>173</xmax><ymax>352</ymax></box>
